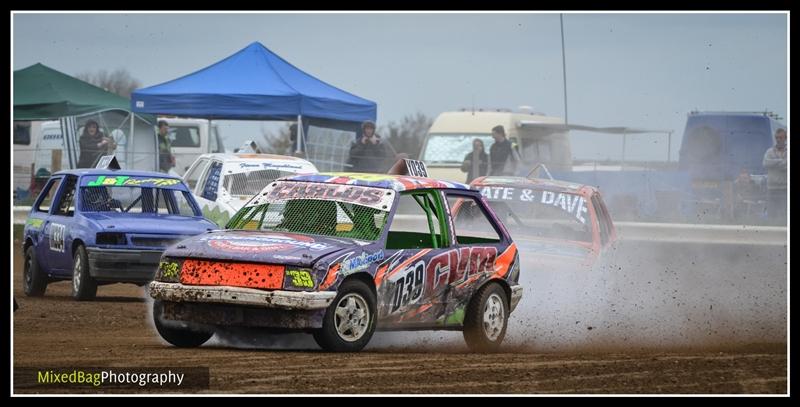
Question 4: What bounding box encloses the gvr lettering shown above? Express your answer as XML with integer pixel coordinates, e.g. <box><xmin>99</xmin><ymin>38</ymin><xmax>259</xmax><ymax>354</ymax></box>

<box><xmin>428</xmin><ymin>247</ymin><xmax>498</xmax><ymax>290</ymax></box>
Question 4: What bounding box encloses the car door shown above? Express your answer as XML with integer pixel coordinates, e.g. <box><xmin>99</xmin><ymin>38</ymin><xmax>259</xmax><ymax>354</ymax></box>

<box><xmin>45</xmin><ymin>175</ymin><xmax>79</xmax><ymax>275</ymax></box>
<box><xmin>443</xmin><ymin>191</ymin><xmax>511</xmax><ymax>325</ymax></box>
<box><xmin>378</xmin><ymin>190</ymin><xmax>452</xmax><ymax>328</ymax></box>
<box><xmin>31</xmin><ymin>176</ymin><xmax>63</xmax><ymax>273</ymax></box>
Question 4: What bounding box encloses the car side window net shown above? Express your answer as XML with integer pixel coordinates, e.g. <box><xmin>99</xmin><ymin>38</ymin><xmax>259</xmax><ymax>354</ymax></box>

<box><xmin>223</xmin><ymin>169</ymin><xmax>296</xmax><ymax>196</ymax></box>
<box><xmin>81</xmin><ymin>186</ymin><xmax>195</xmax><ymax>216</ymax></box>
<box><xmin>228</xmin><ymin>199</ymin><xmax>388</xmax><ymax>242</ymax></box>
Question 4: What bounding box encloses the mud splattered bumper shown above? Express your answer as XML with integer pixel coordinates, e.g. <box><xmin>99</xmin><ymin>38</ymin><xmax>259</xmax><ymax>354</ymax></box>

<box><xmin>148</xmin><ymin>281</ymin><xmax>336</xmax><ymax>310</ymax></box>
<box><xmin>510</xmin><ymin>285</ymin><xmax>523</xmax><ymax>312</ymax></box>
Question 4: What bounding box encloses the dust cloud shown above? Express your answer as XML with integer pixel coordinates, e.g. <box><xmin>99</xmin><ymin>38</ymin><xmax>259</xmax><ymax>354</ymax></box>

<box><xmin>370</xmin><ymin>239</ymin><xmax>787</xmax><ymax>352</ymax></box>
<box><xmin>147</xmin><ymin>240</ymin><xmax>786</xmax><ymax>353</ymax></box>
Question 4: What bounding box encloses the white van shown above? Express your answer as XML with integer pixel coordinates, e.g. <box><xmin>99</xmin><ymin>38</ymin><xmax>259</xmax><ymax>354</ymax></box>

<box><xmin>13</xmin><ymin>121</ymin><xmax>68</xmax><ymax>200</ymax></box>
<box><xmin>419</xmin><ymin>109</ymin><xmax>572</xmax><ymax>183</ymax></box>
<box><xmin>13</xmin><ymin>121</ymin><xmax>37</xmax><ymax>198</ymax></box>
<box><xmin>32</xmin><ymin>121</ymin><xmax>63</xmax><ymax>175</ymax></box>
<box><xmin>13</xmin><ymin>121</ymin><xmax>64</xmax><ymax>198</ymax></box>
<box><xmin>159</xmin><ymin>118</ymin><xmax>226</xmax><ymax>175</ymax></box>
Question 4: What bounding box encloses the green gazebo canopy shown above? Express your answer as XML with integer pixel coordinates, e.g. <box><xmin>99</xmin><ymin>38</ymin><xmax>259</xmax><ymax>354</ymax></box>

<box><xmin>14</xmin><ymin>63</ymin><xmax>131</xmax><ymax>120</ymax></box>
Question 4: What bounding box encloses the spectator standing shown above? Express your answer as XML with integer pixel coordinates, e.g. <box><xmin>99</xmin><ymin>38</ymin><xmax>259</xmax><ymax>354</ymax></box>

<box><xmin>347</xmin><ymin>120</ymin><xmax>393</xmax><ymax>173</ymax></box>
<box><xmin>78</xmin><ymin>120</ymin><xmax>115</xmax><ymax>168</ymax></box>
<box><xmin>762</xmin><ymin>128</ymin><xmax>787</xmax><ymax>224</ymax></box>
<box><xmin>488</xmin><ymin>125</ymin><xmax>516</xmax><ymax>175</ymax></box>
<box><xmin>460</xmin><ymin>138</ymin><xmax>489</xmax><ymax>183</ymax></box>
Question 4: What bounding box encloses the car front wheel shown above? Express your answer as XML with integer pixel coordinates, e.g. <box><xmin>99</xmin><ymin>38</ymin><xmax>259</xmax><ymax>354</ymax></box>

<box><xmin>72</xmin><ymin>245</ymin><xmax>97</xmax><ymax>301</ymax></box>
<box><xmin>463</xmin><ymin>282</ymin><xmax>509</xmax><ymax>352</ymax></box>
<box><xmin>23</xmin><ymin>246</ymin><xmax>48</xmax><ymax>297</ymax></box>
<box><xmin>313</xmin><ymin>279</ymin><xmax>376</xmax><ymax>352</ymax></box>
<box><xmin>152</xmin><ymin>300</ymin><xmax>214</xmax><ymax>348</ymax></box>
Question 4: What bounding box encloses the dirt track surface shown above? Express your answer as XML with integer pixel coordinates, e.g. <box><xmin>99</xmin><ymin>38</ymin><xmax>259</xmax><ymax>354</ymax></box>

<box><xmin>12</xmin><ymin>247</ymin><xmax>787</xmax><ymax>394</ymax></box>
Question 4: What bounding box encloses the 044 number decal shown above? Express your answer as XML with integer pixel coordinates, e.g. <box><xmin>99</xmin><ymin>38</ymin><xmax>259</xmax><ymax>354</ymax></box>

<box><xmin>49</xmin><ymin>224</ymin><xmax>66</xmax><ymax>253</ymax></box>
<box><xmin>391</xmin><ymin>261</ymin><xmax>425</xmax><ymax>313</ymax></box>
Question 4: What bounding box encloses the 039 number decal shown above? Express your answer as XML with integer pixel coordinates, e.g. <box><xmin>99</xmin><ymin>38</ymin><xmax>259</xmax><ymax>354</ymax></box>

<box><xmin>391</xmin><ymin>261</ymin><xmax>425</xmax><ymax>313</ymax></box>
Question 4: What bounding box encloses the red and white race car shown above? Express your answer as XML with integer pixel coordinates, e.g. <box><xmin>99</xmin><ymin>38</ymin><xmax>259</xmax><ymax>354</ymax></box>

<box><xmin>470</xmin><ymin>175</ymin><xmax>617</xmax><ymax>271</ymax></box>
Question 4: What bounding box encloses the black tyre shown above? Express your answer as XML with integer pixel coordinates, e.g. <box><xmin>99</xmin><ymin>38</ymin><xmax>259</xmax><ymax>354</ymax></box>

<box><xmin>152</xmin><ymin>300</ymin><xmax>214</xmax><ymax>348</ymax></box>
<box><xmin>72</xmin><ymin>245</ymin><xmax>97</xmax><ymax>301</ymax></box>
<box><xmin>23</xmin><ymin>246</ymin><xmax>48</xmax><ymax>297</ymax></box>
<box><xmin>463</xmin><ymin>282</ymin><xmax>509</xmax><ymax>352</ymax></box>
<box><xmin>313</xmin><ymin>279</ymin><xmax>376</xmax><ymax>352</ymax></box>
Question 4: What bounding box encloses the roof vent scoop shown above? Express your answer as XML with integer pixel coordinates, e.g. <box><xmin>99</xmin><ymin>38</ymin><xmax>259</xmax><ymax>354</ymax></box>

<box><xmin>95</xmin><ymin>155</ymin><xmax>121</xmax><ymax>170</ymax></box>
<box><xmin>387</xmin><ymin>158</ymin><xmax>429</xmax><ymax>178</ymax></box>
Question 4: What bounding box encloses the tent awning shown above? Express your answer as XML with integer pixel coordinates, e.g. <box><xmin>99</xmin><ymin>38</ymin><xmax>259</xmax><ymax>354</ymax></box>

<box><xmin>14</xmin><ymin>63</ymin><xmax>132</xmax><ymax>121</ymax></box>
<box><xmin>131</xmin><ymin>42</ymin><xmax>377</xmax><ymax>123</ymax></box>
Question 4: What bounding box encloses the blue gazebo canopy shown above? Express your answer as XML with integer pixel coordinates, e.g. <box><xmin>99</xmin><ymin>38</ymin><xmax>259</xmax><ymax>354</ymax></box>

<box><xmin>131</xmin><ymin>42</ymin><xmax>377</xmax><ymax>123</ymax></box>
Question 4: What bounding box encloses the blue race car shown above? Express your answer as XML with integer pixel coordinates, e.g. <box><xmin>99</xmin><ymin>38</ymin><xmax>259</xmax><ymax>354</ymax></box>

<box><xmin>22</xmin><ymin>169</ymin><xmax>217</xmax><ymax>300</ymax></box>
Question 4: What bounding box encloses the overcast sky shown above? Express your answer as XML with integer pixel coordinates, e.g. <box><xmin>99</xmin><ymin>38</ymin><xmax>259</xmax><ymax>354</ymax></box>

<box><xmin>12</xmin><ymin>12</ymin><xmax>788</xmax><ymax>160</ymax></box>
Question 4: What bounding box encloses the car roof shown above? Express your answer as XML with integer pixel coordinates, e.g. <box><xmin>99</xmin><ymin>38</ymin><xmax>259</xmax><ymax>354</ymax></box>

<box><xmin>688</xmin><ymin>111</ymin><xmax>778</xmax><ymax>118</ymax></box>
<box><xmin>280</xmin><ymin>172</ymin><xmax>472</xmax><ymax>192</ymax></box>
<box><xmin>53</xmin><ymin>169</ymin><xmax>184</xmax><ymax>179</ymax></box>
<box><xmin>200</xmin><ymin>153</ymin><xmax>315</xmax><ymax>164</ymax></box>
<box><xmin>472</xmin><ymin>176</ymin><xmax>598</xmax><ymax>196</ymax></box>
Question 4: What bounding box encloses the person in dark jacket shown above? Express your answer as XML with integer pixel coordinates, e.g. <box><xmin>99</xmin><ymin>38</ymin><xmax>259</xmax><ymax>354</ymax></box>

<box><xmin>347</xmin><ymin>120</ymin><xmax>394</xmax><ymax>173</ymax></box>
<box><xmin>460</xmin><ymin>138</ymin><xmax>489</xmax><ymax>183</ymax></box>
<box><xmin>77</xmin><ymin>120</ymin><xmax>114</xmax><ymax>168</ymax></box>
<box><xmin>156</xmin><ymin>120</ymin><xmax>176</xmax><ymax>173</ymax></box>
<box><xmin>488</xmin><ymin>125</ymin><xmax>515</xmax><ymax>175</ymax></box>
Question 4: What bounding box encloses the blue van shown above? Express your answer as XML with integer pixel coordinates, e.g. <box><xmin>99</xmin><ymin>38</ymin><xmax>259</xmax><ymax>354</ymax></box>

<box><xmin>678</xmin><ymin>111</ymin><xmax>785</xmax><ymax>182</ymax></box>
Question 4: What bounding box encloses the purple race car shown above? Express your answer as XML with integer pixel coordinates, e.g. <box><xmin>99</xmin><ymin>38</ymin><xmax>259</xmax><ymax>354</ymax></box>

<box><xmin>149</xmin><ymin>172</ymin><xmax>523</xmax><ymax>351</ymax></box>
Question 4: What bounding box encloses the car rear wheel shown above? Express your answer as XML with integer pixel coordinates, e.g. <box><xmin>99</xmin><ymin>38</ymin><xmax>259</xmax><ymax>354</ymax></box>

<box><xmin>463</xmin><ymin>282</ymin><xmax>509</xmax><ymax>352</ymax></box>
<box><xmin>23</xmin><ymin>246</ymin><xmax>48</xmax><ymax>297</ymax></box>
<box><xmin>313</xmin><ymin>279</ymin><xmax>376</xmax><ymax>352</ymax></box>
<box><xmin>152</xmin><ymin>300</ymin><xmax>214</xmax><ymax>348</ymax></box>
<box><xmin>72</xmin><ymin>245</ymin><xmax>98</xmax><ymax>301</ymax></box>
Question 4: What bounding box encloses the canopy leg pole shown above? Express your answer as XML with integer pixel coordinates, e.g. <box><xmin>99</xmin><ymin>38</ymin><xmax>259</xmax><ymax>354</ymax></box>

<box><xmin>60</xmin><ymin>116</ymin><xmax>76</xmax><ymax>169</ymax></box>
<box><xmin>295</xmin><ymin>114</ymin><xmax>305</xmax><ymax>155</ymax></box>
<box><xmin>621</xmin><ymin>131</ymin><xmax>627</xmax><ymax>170</ymax></box>
<box><xmin>667</xmin><ymin>131</ymin><xmax>672</xmax><ymax>162</ymax></box>
<box><xmin>129</xmin><ymin>113</ymin><xmax>134</xmax><ymax>169</ymax></box>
